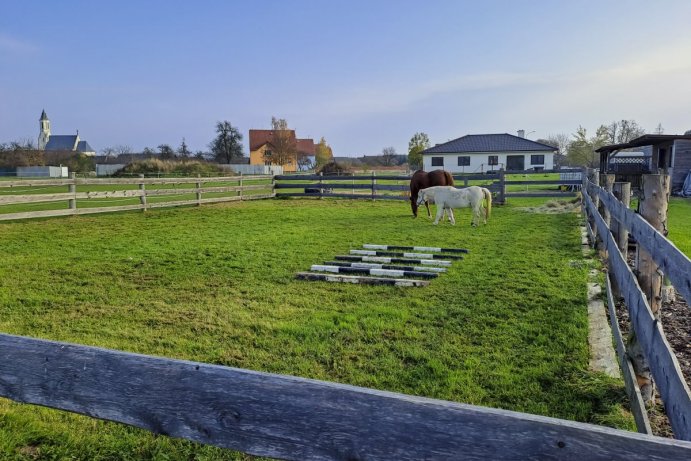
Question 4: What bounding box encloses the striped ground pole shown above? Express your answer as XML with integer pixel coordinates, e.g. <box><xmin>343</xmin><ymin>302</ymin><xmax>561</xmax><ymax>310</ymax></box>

<box><xmin>310</xmin><ymin>265</ymin><xmax>438</xmax><ymax>279</ymax></box>
<box><xmin>296</xmin><ymin>272</ymin><xmax>430</xmax><ymax>287</ymax></box>
<box><xmin>335</xmin><ymin>255</ymin><xmax>452</xmax><ymax>266</ymax></box>
<box><xmin>363</xmin><ymin>244</ymin><xmax>469</xmax><ymax>254</ymax></box>
<box><xmin>350</xmin><ymin>249</ymin><xmax>463</xmax><ymax>260</ymax></box>
<box><xmin>322</xmin><ymin>261</ymin><xmax>447</xmax><ymax>273</ymax></box>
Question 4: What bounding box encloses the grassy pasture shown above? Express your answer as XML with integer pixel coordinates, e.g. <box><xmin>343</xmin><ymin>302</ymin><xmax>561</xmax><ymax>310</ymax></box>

<box><xmin>0</xmin><ymin>198</ymin><xmax>634</xmax><ymax>459</ymax></box>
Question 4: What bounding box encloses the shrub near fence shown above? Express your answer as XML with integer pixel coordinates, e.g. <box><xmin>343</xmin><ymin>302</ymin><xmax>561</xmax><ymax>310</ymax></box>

<box><xmin>0</xmin><ymin>174</ymin><xmax>274</xmax><ymax>221</ymax></box>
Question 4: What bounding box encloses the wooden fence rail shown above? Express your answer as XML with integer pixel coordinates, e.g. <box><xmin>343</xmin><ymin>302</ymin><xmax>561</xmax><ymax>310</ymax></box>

<box><xmin>0</xmin><ymin>175</ymin><xmax>274</xmax><ymax>221</ymax></box>
<box><xmin>274</xmin><ymin>171</ymin><xmax>580</xmax><ymax>202</ymax></box>
<box><xmin>582</xmin><ymin>180</ymin><xmax>691</xmax><ymax>440</ymax></box>
<box><xmin>1</xmin><ymin>332</ymin><xmax>690</xmax><ymax>460</ymax></box>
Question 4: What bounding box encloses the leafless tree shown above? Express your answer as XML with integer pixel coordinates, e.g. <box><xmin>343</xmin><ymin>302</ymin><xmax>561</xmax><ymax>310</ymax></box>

<box><xmin>381</xmin><ymin>146</ymin><xmax>397</xmax><ymax>166</ymax></box>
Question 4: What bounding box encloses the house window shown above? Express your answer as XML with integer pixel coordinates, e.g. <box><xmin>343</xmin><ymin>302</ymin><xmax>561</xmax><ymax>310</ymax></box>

<box><xmin>457</xmin><ymin>156</ymin><xmax>470</xmax><ymax>166</ymax></box>
<box><xmin>431</xmin><ymin>157</ymin><xmax>444</xmax><ymax>167</ymax></box>
<box><xmin>264</xmin><ymin>150</ymin><xmax>272</xmax><ymax>157</ymax></box>
<box><xmin>488</xmin><ymin>155</ymin><xmax>498</xmax><ymax>166</ymax></box>
<box><xmin>531</xmin><ymin>155</ymin><xmax>545</xmax><ymax>165</ymax></box>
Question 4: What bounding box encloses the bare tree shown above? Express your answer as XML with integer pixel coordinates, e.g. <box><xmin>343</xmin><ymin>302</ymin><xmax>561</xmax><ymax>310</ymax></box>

<box><xmin>605</xmin><ymin>120</ymin><xmax>645</xmax><ymax>144</ymax></box>
<box><xmin>210</xmin><ymin>121</ymin><xmax>243</xmax><ymax>163</ymax></box>
<box><xmin>381</xmin><ymin>146</ymin><xmax>397</xmax><ymax>166</ymax></box>
<box><xmin>264</xmin><ymin>117</ymin><xmax>297</xmax><ymax>167</ymax></box>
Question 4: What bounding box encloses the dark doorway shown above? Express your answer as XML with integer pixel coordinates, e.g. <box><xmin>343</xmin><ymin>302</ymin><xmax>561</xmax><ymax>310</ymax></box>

<box><xmin>507</xmin><ymin>155</ymin><xmax>524</xmax><ymax>170</ymax></box>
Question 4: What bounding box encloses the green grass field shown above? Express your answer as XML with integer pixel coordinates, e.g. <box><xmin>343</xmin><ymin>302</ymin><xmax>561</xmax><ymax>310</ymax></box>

<box><xmin>668</xmin><ymin>197</ymin><xmax>691</xmax><ymax>256</ymax></box>
<box><xmin>0</xmin><ymin>198</ymin><xmax>634</xmax><ymax>459</ymax></box>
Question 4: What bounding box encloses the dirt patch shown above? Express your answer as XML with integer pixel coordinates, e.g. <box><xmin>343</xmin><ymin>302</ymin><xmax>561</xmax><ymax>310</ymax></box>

<box><xmin>517</xmin><ymin>197</ymin><xmax>582</xmax><ymax>214</ymax></box>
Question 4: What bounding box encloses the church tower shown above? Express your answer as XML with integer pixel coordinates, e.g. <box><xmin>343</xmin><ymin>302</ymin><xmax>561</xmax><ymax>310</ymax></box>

<box><xmin>38</xmin><ymin>109</ymin><xmax>50</xmax><ymax>150</ymax></box>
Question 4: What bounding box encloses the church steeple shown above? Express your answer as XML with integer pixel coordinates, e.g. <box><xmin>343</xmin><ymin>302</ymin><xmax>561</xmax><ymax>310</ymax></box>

<box><xmin>38</xmin><ymin>109</ymin><xmax>50</xmax><ymax>150</ymax></box>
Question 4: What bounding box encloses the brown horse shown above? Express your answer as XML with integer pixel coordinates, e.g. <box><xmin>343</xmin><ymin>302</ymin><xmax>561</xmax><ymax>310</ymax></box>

<box><xmin>409</xmin><ymin>169</ymin><xmax>454</xmax><ymax>217</ymax></box>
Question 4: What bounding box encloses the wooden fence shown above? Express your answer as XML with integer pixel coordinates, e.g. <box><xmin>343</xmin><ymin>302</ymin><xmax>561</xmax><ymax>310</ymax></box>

<box><xmin>2</xmin><ymin>332</ymin><xmax>691</xmax><ymax>460</ymax></box>
<box><xmin>0</xmin><ymin>175</ymin><xmax>274</xmax><ymax>221</ymax></box>
<box><xmin>582</xmin><ymin>175</ymin><xmax>691</xmax><ymax>439</ymax></box>
<box><xmin>274</xmin><ymin>169</ymin><xmax>582</xmax><ymax>202</ymax></box>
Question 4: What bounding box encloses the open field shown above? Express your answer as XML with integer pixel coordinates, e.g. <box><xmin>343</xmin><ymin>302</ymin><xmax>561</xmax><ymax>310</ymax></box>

<box><xmin>668</xmin><ymin>197</ymin><xmax>691</xmax><ymax>257</ymax></box>
<box><xmin>0</xmin><ymin>198</ymin><xmax>634</xmax><ymax>459</ymax></box>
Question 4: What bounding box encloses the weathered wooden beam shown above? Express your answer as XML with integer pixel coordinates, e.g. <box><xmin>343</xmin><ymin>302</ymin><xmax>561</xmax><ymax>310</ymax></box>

<box><xmin>1</xmin><ymin>333</ymin><xmax>690</xmax><ymax>460</ymax></box>
<box><xmin>296</xmin><ymin>272</ymin><xmax>430</xmax><ymax>287</ymax></box>
<box><xmin>583</xmin><ymin>190</ymin><xmax>691</xmax><ymax>439</ymax></box>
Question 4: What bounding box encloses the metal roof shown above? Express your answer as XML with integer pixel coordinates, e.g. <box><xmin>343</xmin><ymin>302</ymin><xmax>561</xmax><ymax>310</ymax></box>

<box><xmin>77</xmin><ymin>140</ymin><xmax>95</xmax><ymax>153</ymax></box>
<box><xmin>44</xmin><ymin>135</ymin><xmax>78</xmax><ymax>151</ymax></box>
<box><xmin>596</xmin><ymin>134</ymin><xmax>691</xmax><ymax>154</ymax></box>
<box><xmin>422</xmin><ymin>133</ymin><xmax>557</xmax><ymax>154</ymax></box>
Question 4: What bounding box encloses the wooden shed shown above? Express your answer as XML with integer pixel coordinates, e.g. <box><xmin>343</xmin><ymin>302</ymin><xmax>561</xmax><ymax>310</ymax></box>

<box><xmin>596</xmin><ymin>134</ymin><xmax>691</xmax><ymax>193</ymax></box>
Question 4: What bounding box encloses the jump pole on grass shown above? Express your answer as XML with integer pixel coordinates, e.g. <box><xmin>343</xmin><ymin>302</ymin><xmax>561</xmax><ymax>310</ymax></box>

<box><xmin>350</xmin><ymin>250</ymin><xmax>463</xmax><ymax>260</ymax></box>
<box><xmin>335</xmin><ymin>255</ymin><xmax>452</xmax><ymax>266</ymax></box>
<box><xmin>296</xmin><ymin>272</ymin><xmax>430</xmax><ymax>287</ymax></box>
<box><xmin>310</xmin><ymin>265</ymin><xmax>438</xmax><ymax>279</ymax></box>
<box><xmin>323</xmin><ymin>261</ymin><xmax>447</xmax><ymax>273</ymax></box>
<box><xmin>363</xmin><ymin>244</ymin><xmax>468</xmax><ymax>254</ymax></box>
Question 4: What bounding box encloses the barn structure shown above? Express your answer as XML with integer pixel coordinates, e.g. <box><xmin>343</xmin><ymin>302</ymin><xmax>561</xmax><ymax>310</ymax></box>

<box><xmin>596</xmin><ymin>134</ymin><xmax>691</xmax><ymax>193</ymax></box>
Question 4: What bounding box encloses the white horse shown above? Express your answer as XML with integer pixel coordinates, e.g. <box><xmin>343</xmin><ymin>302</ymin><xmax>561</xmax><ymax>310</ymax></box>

<box><xmin>417</xmin><ymin>186</ymin><xmax>492</xmax><ymax>226</ymax></box>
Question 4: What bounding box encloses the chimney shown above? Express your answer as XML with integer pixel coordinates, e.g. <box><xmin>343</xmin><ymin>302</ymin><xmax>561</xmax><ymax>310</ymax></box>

<box><xmin>517</xmin><ymin>129</ymin><xmax>525</xmax><ymax>138</ymax></box>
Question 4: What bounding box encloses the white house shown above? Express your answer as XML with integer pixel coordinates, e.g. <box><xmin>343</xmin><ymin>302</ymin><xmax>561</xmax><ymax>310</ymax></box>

<box><xmin>38</xmin><ymin>110</ymin><xmax>96</xmax><ymax>156</ymax></box>
<box><xmin>421</xmin><ymin>132</ymin><xmax>556</xmax><ymax>173</ymax></box>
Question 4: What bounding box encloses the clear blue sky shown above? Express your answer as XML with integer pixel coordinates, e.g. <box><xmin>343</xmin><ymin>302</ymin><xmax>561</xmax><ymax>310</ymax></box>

<box><xmin>2</xmin><ymin>1</ymin><xmax>690</xmax><ymax>156</ymax></box>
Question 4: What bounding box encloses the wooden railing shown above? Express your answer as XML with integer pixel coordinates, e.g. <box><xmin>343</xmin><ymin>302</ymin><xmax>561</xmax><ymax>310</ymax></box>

<box><xmin>2</xmin><ymin>332</ymin><xmax>691</xmax><ymax>460</ymax></box>
<box><xmin>274</xmin><ymin>170</ymin><xmax>581</xmax><ymax>202</ymax></box>
<box><xmin>0</xmin><ymin>175</ymin><xmax>274</xmax><ymax>221</ymax></box>
<box><xmin>582</xmin><ymin>176</ymin><xmax>691</xmax><ymax>439</ymax></box>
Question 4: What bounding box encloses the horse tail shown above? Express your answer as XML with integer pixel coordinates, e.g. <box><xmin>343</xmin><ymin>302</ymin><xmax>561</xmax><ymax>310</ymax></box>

<box><xmin>444</xmin><ymin>170</ymin><xmax>455</xmax><ymax>186</ymax></box>
<box><xmin>483</xmin><ymin>188</ymin><xmax>492</xmax><ymax>220</ymax></box>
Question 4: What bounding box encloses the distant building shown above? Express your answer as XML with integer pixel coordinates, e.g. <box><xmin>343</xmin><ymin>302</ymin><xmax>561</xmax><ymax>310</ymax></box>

<box><xmin>422</xmin><ymin>132</ymin><xmax>556</xmax><ymax>173</ymax></box>
<box><xmin>38</xmin><ymin>110</ymin><xmax>96</xmax><ymax>156</ymax></box>
<box><xmin>248</xmin><ymin>129</ymin><xmax>315</xmax><ymax>173</ymax></box>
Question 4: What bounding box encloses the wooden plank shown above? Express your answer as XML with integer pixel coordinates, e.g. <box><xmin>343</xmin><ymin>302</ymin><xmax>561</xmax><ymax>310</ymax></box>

<box><xmin>506</xmin><ymin>192</ymin><xmax>578</xmax><ymax>198</ymax></box>
<box><xmin>0</xmin><ymin>208</ymin><xmax>76</xmax><ymax>221</ymax></box>
<box><xmin>335</xmin><ymin>255</ymin><xmax>452</xmax><ymax>266</ymax></box>
<box><xmin>0</xmin><ymin>333</ymin><xmax>690</xmax><ymax>460</ymax></box>
<box><xmin>274</xmin><ymin>192</ymin><xmax>407</xmax><ymax>201</ymax></box>
<box><xmin>0</xmin><ymin>192</ymin><xmax>76</xmax><ymax>204</ymax></box>
<box><xmin>296</xmin><ymin>272</ymin><xmax>430</xmax><ymax>286</ymax></box>
<box><xmin>591</xmin><ymin>183</ymin><xmax>691</xmax><ymax>306</ymax></box>
<box><xmin>505</xmin><ymin>180</ymin><xmax>581</xmax><ymax>185</ymax></box>
<box><xmin>75</xmin><ymin>176</ymin><xmax>269</xmax><ymax>185</ymax></box>
<box><xmin>0</xmin><ymin>179</ymin><xmax>73</xmax><ymax>187</ymax></box>
<box><xmin>605</xmin><ymin>274</ymin><xmax>653</xmax><ymax>434</ymax></box>
<box><xmin>583</xmin><ymin>191</ymin><xmax>691</xmax><ymax>440</ymax></box>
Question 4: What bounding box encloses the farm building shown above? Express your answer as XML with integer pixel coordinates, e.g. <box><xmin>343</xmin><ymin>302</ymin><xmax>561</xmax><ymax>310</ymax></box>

<box><xmin>421</xmin><ymin>131</ymin><xmax>556</xmax><ymax>173</ymax></box>
<box><xmin>596</xmin><ymin>134</ymin><xmax>691</xmax><ymax>193</ymax></box>
<box><xmin>38</xmin><ymin>110</ymin><xmax>96</xmax><ymax>156</ymax></box>
<box><xmin>248</xmin><ymin>129</ymin><xmax>315</xmax><ymax>173</ymax></box>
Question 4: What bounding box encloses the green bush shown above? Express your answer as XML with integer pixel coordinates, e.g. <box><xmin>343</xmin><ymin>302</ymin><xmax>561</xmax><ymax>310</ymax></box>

<box><xmin>114</xmin><ymin>159</ymin><xmax>231</xmax><ymax>177</ymax></box>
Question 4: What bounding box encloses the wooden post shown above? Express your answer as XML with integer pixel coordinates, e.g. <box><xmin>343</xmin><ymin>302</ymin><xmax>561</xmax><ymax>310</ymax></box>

<box><xmin>68</xmin><ymin>172</ymin><xmax>76</xmax><ymax>211</ymax></box>
<box><xmin>498</xmin><ymin>169</ymin><xmax>505</xmax><ymax>204</ymax></box>
<box><xmin>599</xmin><ymin>174</ymin><xmax>615</xmax><ymax>256</ymax></box>
<box><xmin>139</xmin><ymin>174</ymin><xmax>147</xmax><ymax>211</ymax></box>
<box><xmin>628</xmin><ymin>173</ymin><xmax>670</xmax><ymax>404</ymax></box>
<box><xmin>239</xmin><ymin>173</ymin><xmax>243</xmax><ymax>200</ymax></box>
<box><xmin>319</xmin><ymin>172</ymin><xmax>324</xmax><ymax>199</ymax></box>
<box><xmin>612</xmin><ymin>182</ymin><xmax>631</xmax><ymax>255</ymax></box>
<box><xmin>196</xmin><ymin>174</ymin><xmax>202</xmax><ymax>206</ymax></box>
<box><xmin>587</xmin><ymin>169</ymin><xmax>600</xmax><ymax>248</ymax></box>
<box><xmin>371</xmin><ymin>171</ymin><xmax>376</xmax><ymax>201</ymax></box>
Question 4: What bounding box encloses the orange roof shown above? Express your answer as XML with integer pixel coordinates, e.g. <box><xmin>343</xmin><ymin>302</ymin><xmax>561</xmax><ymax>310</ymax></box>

<box><xmin>249</xmin><ymin>129</ymin><xmax>296</xmax><ymax>151</ymax></box>
<box><xmin>297</xmin><ymin>138</ymin><xmax>315</xmax><ymax>156</ymax></box>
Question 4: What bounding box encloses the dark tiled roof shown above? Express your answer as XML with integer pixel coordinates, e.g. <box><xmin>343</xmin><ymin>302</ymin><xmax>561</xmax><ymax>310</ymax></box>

<box><xmin>297</xmin><ymin>138</ymin><xmax>315</xmax><ymax>156</ymax></box>
<box><xmin>423</xmin><ymin>133</ymin><xmax>557</xmax><ymax>154</ymax></box>
<box><xmin>77</xmin><ymin>140</ymin><xmax>95</xmax><ymax>153</ymax></box>
<box><xmin>45</xmin><ymin>135</ymin><xmax>78</xmax><ymax>151</ymax></box>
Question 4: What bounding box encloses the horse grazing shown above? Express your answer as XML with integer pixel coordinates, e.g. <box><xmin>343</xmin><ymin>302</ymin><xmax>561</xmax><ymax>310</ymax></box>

<box><xmin>409</xmin><ymin>169</ymin><xmax>454</xmax><ymax>218</ymax></box>
<box><xmin>417</xmin><ymin>186</ymin><xmax>492</xmax><ymax>226</ymax></box>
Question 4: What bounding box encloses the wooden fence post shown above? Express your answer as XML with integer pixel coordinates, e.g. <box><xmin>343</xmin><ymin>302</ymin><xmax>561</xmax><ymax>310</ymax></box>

<box><xmin>239</xmin><ymin>173</ymin><xmax>243</xmax><ymax>200</ymax></box>
<box><xmin>599</xmin><ymin>174</ymin><xmax>615</xmax><ymax>256</ymax></box>
<box><xmin>612</xmin><ymin>182</ymin><xmax>631</xmax><ymax>255</ymax></box>
<box><xmin>498</xmin><ymin>169</ymin><xmax>506</xmax><ymax>204</ymax></box>
<box><xmin>628</xmin><ymin>174</ymin><xmax>670</xmax><ymax>404</ymax></box>
<box><xmin>319</xmin><ymin>172</ymin><xmax>324</xmax><ymax>200</ymax></box>
<box><xmin>587</xmin><ymin>169</ymin><xmax>600</xmax><ymax>248</ymax></box>
<box><xmin>68</xmin><ymin>172</ymin><xmax>77</xmax><ymax>211</ymax></box>
<box><xmin>371</xmin><ymin>171</ymin><xmax>376</xmax><ymax>201</ymax></box>
<box><xmin>139</xmin><ymin>174</ymin><xmax>147</xmax><ymax>211</ymax></box>
<box><xmin>196</xmin><ymin>174</ymin><xmax>202</xmax><ymax>206</ymax></box>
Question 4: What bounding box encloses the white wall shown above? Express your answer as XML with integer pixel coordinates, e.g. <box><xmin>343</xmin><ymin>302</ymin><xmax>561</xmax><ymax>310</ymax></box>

<box><xmin>17</xmin><ymin>166</ymin><xmax>68</xmax><ymax>178</ymax></box>
<box><xmin>422</xmin><ymin>151</ymin><xmax>554</xmax><ymax>173</ymax></box>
